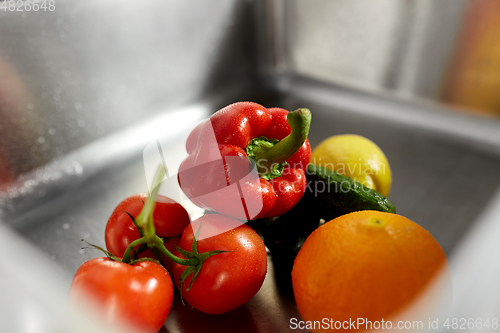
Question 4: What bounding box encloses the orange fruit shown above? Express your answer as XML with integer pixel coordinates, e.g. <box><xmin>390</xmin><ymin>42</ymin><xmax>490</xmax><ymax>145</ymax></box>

<box><xmin>292</xmin><ymin>211</ymin><xmax>448</xmax><ymax>332</ymax></box>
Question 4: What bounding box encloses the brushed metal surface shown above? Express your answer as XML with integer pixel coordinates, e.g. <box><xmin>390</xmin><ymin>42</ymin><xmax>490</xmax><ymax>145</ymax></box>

<box><xmin>0</xmin><ymin>0</ymin><xmax>257</xmax><ymax>180</ymax></box>
<box><xmin>263</xmin><ymin>0</ymin><xmax>468</xmax><ymax>100</ymax></box>
<box><xmin>6</xmin><ymin>88</ymin><xmax>500</xmax><ymax>332</ymax></box>
<box><xmin>2</xmin><ymin>1</ymin><xmax>500</xmax><ymax>332</ymax></box>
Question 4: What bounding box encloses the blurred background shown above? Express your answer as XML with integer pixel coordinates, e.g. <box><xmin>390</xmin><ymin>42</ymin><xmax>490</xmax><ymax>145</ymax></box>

<box><xmin>276</xmin><ymin>0</ymin><xmax>500</xmax><ymax>110</ymax></box>
<box><xmin>1</xmin><ymin>0</ymin><xmax>500</xmax><ymax>332</ymax></box>
<box><xmin>1</xmin><ymin>0</ymin><xmax>500</xmax><ymax>186</ymax></box>
<box><xmin>261</xmin><ymin>0</ymin><xmax>500</xmax><ymax>116</ymax></box>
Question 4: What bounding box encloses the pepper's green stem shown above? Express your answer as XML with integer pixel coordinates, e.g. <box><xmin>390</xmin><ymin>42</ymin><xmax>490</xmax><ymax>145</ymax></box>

<box><xmin>249</xmin><ymin>108</ymin><xmax>311</xmax><ymax>174</ymax></box>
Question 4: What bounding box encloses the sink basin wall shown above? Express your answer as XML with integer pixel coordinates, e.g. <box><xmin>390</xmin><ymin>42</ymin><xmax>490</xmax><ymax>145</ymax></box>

<box><xmin>1</xmin><ymin>1</ymin><xmax>500</xmax><ymax>332</ymax></box>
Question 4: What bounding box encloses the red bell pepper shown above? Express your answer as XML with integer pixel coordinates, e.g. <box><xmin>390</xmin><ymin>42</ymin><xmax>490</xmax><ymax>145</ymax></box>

<box><xmin>178</xmin><ymin>102</ymin><xmax>311</xmax><ymax>220</ymax></box>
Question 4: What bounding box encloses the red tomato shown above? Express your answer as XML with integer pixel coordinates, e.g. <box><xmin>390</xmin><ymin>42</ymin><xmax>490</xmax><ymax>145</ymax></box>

<box><xmin>105</xmin><ymin>193</ymin><xmax>190</xmax><ymax>272</ymax></box>
<box><xmin>69</xmin><ymin>257</ymin><xmax>173</xmax><ymax>333</ymax></box>
<box><xmin>172</xmin><ymin>214</ymin><xmax>268</xmax><ymax>314</ymax></box>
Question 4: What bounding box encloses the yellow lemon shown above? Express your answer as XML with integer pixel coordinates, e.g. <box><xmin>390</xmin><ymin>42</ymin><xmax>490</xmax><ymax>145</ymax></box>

<box><xmin>311</xmin><ymin>134</ymin><xmax>392</xmax><ymax>197</ymax></box>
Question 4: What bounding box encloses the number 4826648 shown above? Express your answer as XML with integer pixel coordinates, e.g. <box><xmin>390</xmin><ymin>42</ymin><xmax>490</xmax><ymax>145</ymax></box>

<box><xmin>1</xmin><ymin>1</ymin><xmax>56</xmax><ymax>12</ymax></box>
<box><xmin>443</xmin><ymin>318</ymin><xmax>498</xmax><ymax>330</ymax></box>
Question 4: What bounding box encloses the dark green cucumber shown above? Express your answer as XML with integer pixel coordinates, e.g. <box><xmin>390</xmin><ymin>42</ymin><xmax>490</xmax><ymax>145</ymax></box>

<box><xmin>306</xmin><ymin>163</ymin><xmax>396</xmax><ymax>214</ymax></box>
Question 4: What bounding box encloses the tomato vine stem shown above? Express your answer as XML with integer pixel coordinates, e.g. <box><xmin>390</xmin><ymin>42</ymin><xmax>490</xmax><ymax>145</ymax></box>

<box><xmin>120</xmin><ymin>165</ymin><xmax>231</xmax><ymax>303</ymax></box>
<box><xmin>121</xmin><ymin>237</ymin><xmax>148</xmax><ymax>263</ymax></box>
<box><xmin>120</xmin><ymin>165</ymin><xmax>199</xmax><ymax>266</ymax></box>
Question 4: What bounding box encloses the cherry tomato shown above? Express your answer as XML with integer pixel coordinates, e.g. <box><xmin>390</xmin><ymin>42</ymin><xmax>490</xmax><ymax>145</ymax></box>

<box><xmin>69</xmin><ymin>257</ymin><xmax>173</xmax><ymax>333</ymax></box>
<box><xmin>105</xmin><ymin>193</ymin><xmax>190</xmax><ymax>272</ymax></box>
<box><xmin>172</xmin><ymin>213</ymin><xmax>268</xmax><ymax>314</ymax></box>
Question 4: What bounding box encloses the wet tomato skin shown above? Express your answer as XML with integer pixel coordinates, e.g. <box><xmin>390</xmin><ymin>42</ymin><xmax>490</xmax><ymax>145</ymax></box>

<box><xmin>105</xmin><ymin>193</ymin><xmax>190</xmax><ymax>273</ymax></box>
<box><xmin>69</xmin><ymin>257</ymin><xmax>173</xmax><ymax>333</ymax></box>
<box><xmin>172</xmin><ymin>214</ymin><xmax>268</xmax><ymax>315</ymax></box>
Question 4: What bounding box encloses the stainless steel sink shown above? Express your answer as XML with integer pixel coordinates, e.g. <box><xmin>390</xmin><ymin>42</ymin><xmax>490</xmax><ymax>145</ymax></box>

<box><xmin>265</xmin><ymin>75</ymin><xmax>500</xmax><ymax>256</ymax></box>
<box><xmin>2</xmin><ymin>1</ymin><xmax>500</xmax><ymax>332</ymax></box>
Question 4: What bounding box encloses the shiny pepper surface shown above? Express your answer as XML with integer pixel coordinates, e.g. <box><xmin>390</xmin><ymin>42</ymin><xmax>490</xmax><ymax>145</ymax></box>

<box><xmin>178</xmin><ymin>102</ymin><xmax>311</xmax><ymax>220</ymax></box>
